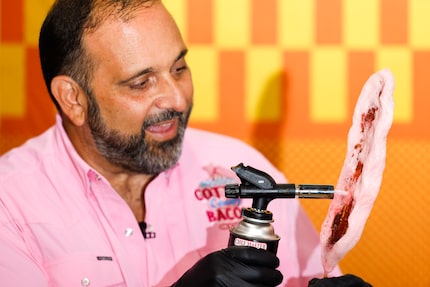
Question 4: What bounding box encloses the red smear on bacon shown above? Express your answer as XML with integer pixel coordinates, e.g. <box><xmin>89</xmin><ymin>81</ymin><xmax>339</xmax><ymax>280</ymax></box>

<box><xmin>328</xmin><ymin>107</ymin><xmax>376</xmax><ymax>247</ymax></box>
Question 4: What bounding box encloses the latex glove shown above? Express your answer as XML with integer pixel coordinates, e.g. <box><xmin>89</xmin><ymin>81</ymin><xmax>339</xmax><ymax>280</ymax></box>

<box><xmin>171</xmin><ymin>246</ymin><xmax>283</xmax><ymax>287</ymax></box>
<box><xmin>308</xmin><ymin>274</ymin><xmax>373</xmax><ymax>287</ymax></box>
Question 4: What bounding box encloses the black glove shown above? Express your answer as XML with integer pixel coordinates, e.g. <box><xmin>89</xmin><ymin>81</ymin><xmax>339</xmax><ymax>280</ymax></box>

<box><xmin>171</xmin><ymin>246</ymin><xmax>283</xmax><ymax>287</ymax></box>
<box><xmin>308</xmin><ymin>274</ymin><xmax>372</xmax><ymax>287</ymax></box>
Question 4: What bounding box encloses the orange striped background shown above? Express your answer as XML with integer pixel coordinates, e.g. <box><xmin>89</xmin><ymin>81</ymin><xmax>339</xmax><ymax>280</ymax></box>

<box><xmin>1</xmin><ymin>1</ymin><xmax>430</xmax><ymax>286</ymax></box>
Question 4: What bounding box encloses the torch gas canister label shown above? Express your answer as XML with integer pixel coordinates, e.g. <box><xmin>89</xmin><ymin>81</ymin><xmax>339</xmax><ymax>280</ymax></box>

<box><xmin>228</xmin><ymin>234</ymin><xmax>279</xmax><ymax>254</ymax></box>
<box><xmin>233</xmin><ymin>237</ymin><xmax>268</xmax><ymax>250</ymax></box>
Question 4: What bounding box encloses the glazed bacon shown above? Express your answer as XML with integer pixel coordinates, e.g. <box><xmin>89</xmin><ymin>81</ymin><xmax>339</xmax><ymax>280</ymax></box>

<box><xmin>320</xmin><ymin>69</ymin><xmax>395</xmax><ymax>274</ymax></box>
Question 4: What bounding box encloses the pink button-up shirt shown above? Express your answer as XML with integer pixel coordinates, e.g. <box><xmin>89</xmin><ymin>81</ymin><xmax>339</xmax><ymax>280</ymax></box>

<box><xmin>0</xmin><ymin>116</ymin><xmax>339</xmax><ymax>286</ymax></box>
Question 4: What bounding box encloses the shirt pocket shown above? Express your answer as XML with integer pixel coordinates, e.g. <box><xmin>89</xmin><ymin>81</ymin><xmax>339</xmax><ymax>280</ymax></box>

<box><xmin>45</xmin><ymin>254</ymin><xmax>125</xmax><ymax>287</ymax></box>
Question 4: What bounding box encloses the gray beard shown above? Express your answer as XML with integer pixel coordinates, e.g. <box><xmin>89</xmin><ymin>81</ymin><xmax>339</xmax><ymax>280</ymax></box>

<box><xmin>86</xmin><ymin>93</ymin><xmax>191</xmax><ymax>174</ymax></box>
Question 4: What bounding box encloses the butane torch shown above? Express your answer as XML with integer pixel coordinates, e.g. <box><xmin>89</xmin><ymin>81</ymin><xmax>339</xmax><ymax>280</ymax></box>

<box><xmin>225</xmin><ymin>163</ymin><xmax>335</xmax><ymax>254</ymax></box>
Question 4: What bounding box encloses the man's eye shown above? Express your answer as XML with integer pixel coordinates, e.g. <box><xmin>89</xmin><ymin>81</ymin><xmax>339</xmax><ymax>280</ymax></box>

<box><xmin>175</xmin><ymin>65</ymin><xmax>188</xmax><ymax>74</ymax></box>
<box><xmin>130</xmin><ymin>81</ymin><xmax>148</xmax><ymax>89</ymax></box>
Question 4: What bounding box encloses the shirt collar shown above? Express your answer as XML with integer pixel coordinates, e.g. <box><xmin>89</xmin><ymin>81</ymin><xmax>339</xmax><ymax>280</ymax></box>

<box><xmin>54</xmin><ymin>114</ymin><xmax>105</xmax><ymax>192</ymax></box>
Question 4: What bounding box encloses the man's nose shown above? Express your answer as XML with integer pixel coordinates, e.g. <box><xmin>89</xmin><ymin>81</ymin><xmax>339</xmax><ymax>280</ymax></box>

<box><xmin>153</xmin><ymin>74</ymin><xmax>190</xmax><ymax>111</ymax></box>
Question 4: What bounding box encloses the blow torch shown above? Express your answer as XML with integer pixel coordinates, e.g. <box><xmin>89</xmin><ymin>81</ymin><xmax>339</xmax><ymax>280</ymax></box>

<box><xmin>225</xmin><ymin>163</ymin><xmax>335</xmax><ymax>254</ymax></box>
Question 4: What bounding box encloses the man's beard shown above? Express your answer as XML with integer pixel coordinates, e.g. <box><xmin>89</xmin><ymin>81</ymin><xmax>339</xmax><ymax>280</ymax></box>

<box><xmin>87</xmin><ymin>93</ymin><xmax>192</xmax><ymax>174</ymax></box>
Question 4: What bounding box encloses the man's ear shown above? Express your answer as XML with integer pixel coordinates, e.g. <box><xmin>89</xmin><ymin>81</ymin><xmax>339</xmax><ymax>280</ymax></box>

<box><xmin>51</xmin><ymin>75</ymin><xmax>87</xmax><ymax>126</ymax></box>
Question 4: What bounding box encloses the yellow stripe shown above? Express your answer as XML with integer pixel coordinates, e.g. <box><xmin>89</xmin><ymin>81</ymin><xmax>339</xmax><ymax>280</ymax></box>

<box><xmin>377</xmin><ymin>48</ymin><xmax>412</xmax><ymax>123</ymax></box>
<box><xmin>246</xmin><ymin>48</ymin><xmax>282</xmax><ymax>121</ymax></box>
<box><xmin>311</xmin><ymin>47</ymin><xmax>347</xmax><ymax>122</ymax></box>
<box><xmin>0</xmin><ymin>45</ymin><xmax>25</xmax><ymax>117</ymax></box>
<box><xmin>188</xmin><ymin>47</ymin><xmax>218</xmax><ymax>122</ymax></box>
<box><xmin>410</xmin><ymin>0</ymin><xmax>430</xmax><ymax>47</ymax></box>
<box><xmin>25</xmin><ymin>0</ymin><xmax>54</xmax><ymax>45</ymax></box>
<box><xmin>278</xmin><ymin>0</ymin><xmax>314</xmax><ymax>48</ymax></box>
<box><xmin>215</xmin><ymin>0</ymin><xmax>250</xmax><ymax>47</ymax></box>
<box><xmin>344</xmin><ymin>0</ymin><xmax>379</xmax><ymax>48</ymax></box>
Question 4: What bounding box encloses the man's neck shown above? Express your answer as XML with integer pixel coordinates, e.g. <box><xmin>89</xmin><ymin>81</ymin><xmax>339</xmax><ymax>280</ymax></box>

<box><xmin>106</xmin><ymin>171</ymin><xmax>155</xmax><ymax>222</ymax></box>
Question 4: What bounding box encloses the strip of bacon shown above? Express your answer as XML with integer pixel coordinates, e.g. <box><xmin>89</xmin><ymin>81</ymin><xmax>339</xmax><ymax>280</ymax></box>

<box><xmin>320</xmin><ymin>69</ymin><xmax>395</xmax><ymax>275</ymax></box>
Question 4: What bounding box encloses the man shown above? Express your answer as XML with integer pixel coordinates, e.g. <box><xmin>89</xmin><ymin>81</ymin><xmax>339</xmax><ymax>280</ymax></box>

<box><xmin>0</xmin><ymin>0</ymin><xmax>370</xmax><ymax>286</ymax></box>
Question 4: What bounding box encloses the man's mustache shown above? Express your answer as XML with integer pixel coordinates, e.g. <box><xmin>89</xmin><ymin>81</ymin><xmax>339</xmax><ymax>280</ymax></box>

<box><xmin>143</xmin><ymin>110</ymin><xmax>184</xmax><ymax>129</ymax></box>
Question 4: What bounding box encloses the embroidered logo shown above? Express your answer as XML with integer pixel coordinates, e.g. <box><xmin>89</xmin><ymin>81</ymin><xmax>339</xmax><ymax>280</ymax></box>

<box><xmin>195</xmin><ymin>164</ymin><xmax>243</xmax><ymax>227</ymax></box>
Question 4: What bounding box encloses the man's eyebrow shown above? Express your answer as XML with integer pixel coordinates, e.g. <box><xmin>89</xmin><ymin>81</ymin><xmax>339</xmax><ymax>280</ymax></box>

<box><xmin>118</xmin><ymin>49</ymin><xmax>188</xmax><ymax>85</ymax></box>
<box><xmin>175</xmin><ymin>49</ymin><xmax>188</xmax><ymax>63</ymax></box>
<box><xmin>118</xmin><ymin>67</ymin><xmax>154</xmax><ymax>85</ymax></box>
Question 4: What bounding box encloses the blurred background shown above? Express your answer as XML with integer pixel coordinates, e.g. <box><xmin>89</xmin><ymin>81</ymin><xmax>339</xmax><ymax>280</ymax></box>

<box><xmin>1</xmin><ymin>0</ymin><xmax>429</xmax><ymax>286</ymax></box>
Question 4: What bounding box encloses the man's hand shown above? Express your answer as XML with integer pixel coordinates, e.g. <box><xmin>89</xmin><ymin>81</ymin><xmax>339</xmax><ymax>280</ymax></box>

<box><xmin>308</xmin><ymin>274</ymin><xmax>372</xmax><ymax>287</ymax></box>
<box><xmin>171</xmin><ymin>246</ymin><xmax>283</xmax><ymax>287</ymax></box>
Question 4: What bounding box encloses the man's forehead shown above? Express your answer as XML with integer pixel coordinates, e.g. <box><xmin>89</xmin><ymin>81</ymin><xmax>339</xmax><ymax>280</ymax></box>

<box><xmin>83</xmin><ymin>0</ymin><xmax>158</xmax><ymax>35</ymax></box>
<box><xmin>83</xmin><ymin>2</ymin><xmax>165</xmax><ymax>46</ymax></box>
<box><xmin>81</xmin><ymin>2</ymin><xmax>185</xmax><ymax>77</ymax></box>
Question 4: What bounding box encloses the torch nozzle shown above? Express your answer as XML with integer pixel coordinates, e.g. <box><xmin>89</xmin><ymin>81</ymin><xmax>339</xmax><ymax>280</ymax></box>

<box><xmin>295</xmin><ymin>184</ymin><xmax>335</xmax><ymax>199</ymax></box>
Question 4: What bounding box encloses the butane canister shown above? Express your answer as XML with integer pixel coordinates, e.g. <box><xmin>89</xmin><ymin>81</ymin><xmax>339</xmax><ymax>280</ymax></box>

<box><xmin>225</xmin><ymin>163</ymin><xmax>335</xmax><ymax>255</ymax></box>
<box><xmin>228</xmin><ymin>207</ymin><xmax>280</xmax><ymax>254</ymax></box>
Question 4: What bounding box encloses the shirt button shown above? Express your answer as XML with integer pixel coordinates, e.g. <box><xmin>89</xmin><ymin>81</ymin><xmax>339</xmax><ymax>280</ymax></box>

<box><xmin>81</xmin><ymin>277</ymin><xmax>90</xmax><ymax>286</ymax></box>
<box><xmin>125</xmin><ymin>228</ymin><xmax>133</xmax><ymax>237</ymax></box>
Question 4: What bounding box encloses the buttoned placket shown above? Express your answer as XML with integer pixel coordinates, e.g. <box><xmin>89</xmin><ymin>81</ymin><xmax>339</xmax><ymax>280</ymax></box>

<box><xmin>86</xmin><ymin>169</ymin><xmax>148</xmax><ymax>286</ymax></box>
